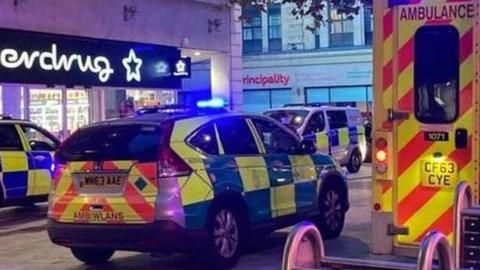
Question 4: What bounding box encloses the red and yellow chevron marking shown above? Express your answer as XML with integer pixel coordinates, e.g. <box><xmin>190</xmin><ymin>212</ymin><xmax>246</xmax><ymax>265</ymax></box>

<box><xmin>51</xmin><ymin>160</ymin><xmax>158</xmax><ymax>224</ymax></box>
<box><xmin>393</xmin><ymin>0</ymin><xmax>476</xmax><ymax>245</ymax></box>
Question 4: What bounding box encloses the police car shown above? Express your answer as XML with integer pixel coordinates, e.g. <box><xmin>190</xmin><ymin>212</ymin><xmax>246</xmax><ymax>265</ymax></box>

<box><xmin>47</xmin><ymin>107</ymin><xmax>349</xmax><ymax>269</ymax></box>
<box><xmin>0</xmin><ymin>116</ymin><xmax>59</xmax><ymax>207</ymax></box>
<box><xmin>264</xmin><ymin>105</ymin><xmax>367</xmax><ymax>173</ymax></box>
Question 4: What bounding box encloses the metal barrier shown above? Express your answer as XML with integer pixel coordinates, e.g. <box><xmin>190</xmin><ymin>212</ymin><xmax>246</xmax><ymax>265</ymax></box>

<box><xmin>453</xmin><ymin>181</ymin><xmax>473</xmax><ymax>269</ymax></box>
<box><xmin>417</xmin><ymin>230</ymin><xmax>454</xmax><ymax>270</ymax></box>
<box><xmin>282</xmin><ymin>223</ymin><xmax>455</xmax><ymax>270</ymax></box>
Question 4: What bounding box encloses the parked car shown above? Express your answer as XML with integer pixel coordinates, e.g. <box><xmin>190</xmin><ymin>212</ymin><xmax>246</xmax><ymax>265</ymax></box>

<box><xmin>264</xmin><ymin>105</ymin><xmax>367</xmax><ymax>173</ymax></box>
<box><xmin>47</xmin><ymin>111</ymin><xmax>349</xmax><ymax>269</ymax></box>
<box><xmin>0</xmin><ymin>115</ymin><xmax>59</xmax><ymax>207</ymax></box>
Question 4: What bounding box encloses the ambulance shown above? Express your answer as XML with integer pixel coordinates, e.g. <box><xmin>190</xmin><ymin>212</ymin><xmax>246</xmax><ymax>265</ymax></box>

<box><xmin>371</xmin><ymin>0</ymin><xmax>479</xmax><ymax>259</ymax></box>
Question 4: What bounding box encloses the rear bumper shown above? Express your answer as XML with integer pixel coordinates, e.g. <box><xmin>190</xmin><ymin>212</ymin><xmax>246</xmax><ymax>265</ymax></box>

<box><xmin>47</xmin><ymin>219</ymin><xmax>208</xmax><ymax>252</ymax></box>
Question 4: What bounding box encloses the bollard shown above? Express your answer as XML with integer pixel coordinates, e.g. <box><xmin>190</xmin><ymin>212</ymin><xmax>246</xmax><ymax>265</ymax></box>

<box><xmin>417</xmin><ymin>230</ymin><xmax>454</xmax><ymax>270</ymax></box>
<box><xmin>281</xmin><ymin>221</ymin><xmax>324</xmax><ymax>270</ymax></box>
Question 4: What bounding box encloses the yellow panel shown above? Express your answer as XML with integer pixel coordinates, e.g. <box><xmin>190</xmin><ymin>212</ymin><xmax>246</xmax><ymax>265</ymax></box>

<box><xmin>271</xmin><ymin>184</ymin><xmax>295</xmax><ymax>217</ymax></box>
<box><xmin>235</xmin><ymin>157</ymin><xmax>269</xmax><ymax>192</ymax></box>
<box><xmin>178</xmin><ymin>172</ymin><xmax>213</xmax><ymax>206</ymax></box>
<box><xmin>27</xmin><ymin>170</ymin><xmax>36</xmax><ymax>196</ymax></box>
<box><xmin>316</xmin><ymin>132</ymin><xmax>329</xmax><ymax>150</ymax></box>
<box><xmin>0</xmin><ymin>151</ymin><xmax>28</xmax><ymax>172</ymax></box>
<box><xmin>339</xmin><ymin>128</ymin><xmax>350</xmax><ymax>147</ymax></box>
<box><xmin>288</xmin><ymin>155</ymin><xmax>316</xmax><ymax>183</ymax></box>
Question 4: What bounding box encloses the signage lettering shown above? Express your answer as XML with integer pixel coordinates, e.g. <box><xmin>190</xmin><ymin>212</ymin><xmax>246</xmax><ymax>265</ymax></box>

<box><xmin>243</xmin><ymin>74</ymin><xmax>290</xmax><ymax>87</ymax></box>
<box><xmin>73</xmin><ymin>211</ymin><xmax>125</xmax><ymax>222</ymax></box>
<box><xmin>400</xmin><ymin>4</ymin><xmax>475</xmax><ymax>21</ymax></box>
<box><xmin>0</xmin><ymin>28</ymin><xmax>190</xmax><ymax>88</ymax></box>
<box><xmin>0</xmin><ymin>44</ymin><xmax>114</xmax><ymax>83</ymax></box>
<box><xmin>424</xmin><ymin>131</ymin><xmax>449</xmax><ymax>142</ymax></box>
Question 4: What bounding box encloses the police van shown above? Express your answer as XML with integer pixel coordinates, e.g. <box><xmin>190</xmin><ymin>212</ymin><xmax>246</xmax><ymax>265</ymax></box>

<box><xmin>47</xmin><ymin>109</ymin><xmax>349</xmax><ymax>269</ymax></box>
<box><xmin>0</xmin><ymin>116</ymin><xmax>58</xmax><ymax>207</ymax></box>
<box><xmin>264</xmin><ymin>105</ymin><xmax>367</xmax><ymax>173</ymax></box>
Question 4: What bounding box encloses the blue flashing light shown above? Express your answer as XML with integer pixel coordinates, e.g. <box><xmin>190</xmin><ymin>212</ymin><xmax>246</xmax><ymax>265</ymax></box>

<box><xmin>196</xmin><ymin>98</ymin><xmax>226</xmax><ymax>109</ymax></box>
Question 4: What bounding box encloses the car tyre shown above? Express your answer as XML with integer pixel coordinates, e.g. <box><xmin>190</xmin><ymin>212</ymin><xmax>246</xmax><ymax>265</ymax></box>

<box><xmin>316</xmin><ymin>183</ymin><xmax>345</xmax><ymax>239</ymax></box>
<box><xmin>347</xmin><ymin>149</ymin><xmax>362</xmax><ymax>173</ymax></box>
<box><xmin>205</xmin><ymin>204</ymin><xmax>244</xmax><ymax>270</ymax></box>
<box><xmin>71</xmin><ymin>247</ymin><xmax>114</xmax><ymax>265</ymax></box>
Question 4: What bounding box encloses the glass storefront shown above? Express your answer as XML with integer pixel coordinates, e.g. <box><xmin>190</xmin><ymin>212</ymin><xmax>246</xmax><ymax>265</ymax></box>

<box><xmin>0</xmin><ymin>86</ymin><xmax>2</xmax><ymax>114</ymax></box>
<box><xmin>66</xmin><ymin>89</ymin><xmax>90</xmax><ymax>136</ymax></box>
<box><xmin>29</xmin><ymin>89</ymin><xmax>64</xmax><ymax>138</ymax></box>
<box><xmin>104</xmin><ymin>89</ymin><xmax>176</xmax><ymax>119</ymax></box>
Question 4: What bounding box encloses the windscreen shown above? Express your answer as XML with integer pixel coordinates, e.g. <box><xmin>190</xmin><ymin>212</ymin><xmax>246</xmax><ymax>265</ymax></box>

<box><xmin>264</xmin><ymin>110</ymin><xmax>309</xmax><ymax>129</ymax></box>
<box><xmin>58</xmin><ymin>124</ymin><xmax>163</xmax><ymax>162</ymax></box>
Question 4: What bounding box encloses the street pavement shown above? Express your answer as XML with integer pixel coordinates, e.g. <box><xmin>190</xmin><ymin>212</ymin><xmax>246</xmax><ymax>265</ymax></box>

<box><xmin>0</xmin><ymin>165</ymin><xmax>372</xmax><ymax>270</ymax></box>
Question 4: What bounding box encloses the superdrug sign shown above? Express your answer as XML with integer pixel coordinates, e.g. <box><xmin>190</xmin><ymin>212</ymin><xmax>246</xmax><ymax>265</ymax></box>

<box><xmin>0</xmin><ymin>28</ymin><xmax>190</xmax><ymax>88</ymax></box>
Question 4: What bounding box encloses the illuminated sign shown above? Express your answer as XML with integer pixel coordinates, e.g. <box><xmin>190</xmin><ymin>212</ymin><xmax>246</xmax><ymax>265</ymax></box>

<box><xmin>0</xmin><ymin>28</ymin><xmax>188</xmax><ymax>88</ymax></box>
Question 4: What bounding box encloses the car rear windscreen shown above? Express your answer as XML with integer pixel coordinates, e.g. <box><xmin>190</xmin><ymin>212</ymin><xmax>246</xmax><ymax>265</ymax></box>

<box><xmin>58</xmin><ymin>124</ymin><xmax>163</xmax><ymax>162</ymax></box>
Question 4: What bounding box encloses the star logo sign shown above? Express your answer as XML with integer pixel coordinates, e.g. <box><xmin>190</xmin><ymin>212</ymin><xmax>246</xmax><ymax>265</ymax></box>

<box><xmin>122</xmin><ymin>49</ymin><xmax>143</xmax><ymax>82</ymax></box>
<box><xmin>176</xmin><ymin>60</ymin><xmax>186</xmax><ymax>73</ymax></box>
<box><xmin>173</xmin><ymin>59</ymin><xmax>189</xmax><ymax>76</ymax></box>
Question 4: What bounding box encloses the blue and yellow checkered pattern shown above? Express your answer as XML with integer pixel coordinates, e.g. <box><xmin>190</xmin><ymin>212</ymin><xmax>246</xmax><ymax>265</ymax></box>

<box><xmin>181</xmin><ymin>153</ymin><xmax>333</xmax><ymax>230</ymax></box>
<box><xmin>0</xmin><ymin>151</ymin><xmax>53</xmax><ymax>200</ymax></box>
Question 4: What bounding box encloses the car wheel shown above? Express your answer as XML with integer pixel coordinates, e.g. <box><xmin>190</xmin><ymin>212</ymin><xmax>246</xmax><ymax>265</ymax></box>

<box><xmin>316</xmin><ymin>184</ymin><xmax>345</xmax><ymax>239</ymax></box>
<box><xmin>347</xmin><ymin>149</ymin><xmax>362</xmax><ymax>173</ymax></box>
<box><xmin>205</xmin><ymin>205</ymin><xmax>244</xmax><ymax>270</ymax></box>
<box><xmin>71</xmin><ymin>247</ymin><xmax>114</xmax><ymax>265</ymax></box>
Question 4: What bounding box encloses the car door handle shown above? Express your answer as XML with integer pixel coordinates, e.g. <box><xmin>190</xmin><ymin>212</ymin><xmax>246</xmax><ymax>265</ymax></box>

<box><xmin>34</xmin><ymin>155</ymin><xmax>46</xmax><ymax>162</ymax></box>
<box><xmin>272</xmin><ymin>165</ymin><xmax>290</xmax><ymax>172</ymax></box>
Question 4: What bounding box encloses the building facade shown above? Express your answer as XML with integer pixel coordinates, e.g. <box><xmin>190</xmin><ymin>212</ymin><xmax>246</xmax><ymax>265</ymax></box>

<box><xmin>242</xmin><ymin>3</ymin><xmax>373</xmax><ymax>113</ymax></box>
<box><xmin>0</xmin><ymin>0</ymin><xmax>242</xmax><ymax>139</ymax></box>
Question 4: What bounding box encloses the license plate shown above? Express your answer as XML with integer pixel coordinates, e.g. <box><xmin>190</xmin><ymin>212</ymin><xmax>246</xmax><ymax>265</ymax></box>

<box><xmin>420</xmin><ymin>160</ymin><xmax>457</xmax><ymax>188</ymax></box>
<box><xmin>75</xmin><ymin>173</ymin><xmax>127</xmax><ymax>193</ymax></box>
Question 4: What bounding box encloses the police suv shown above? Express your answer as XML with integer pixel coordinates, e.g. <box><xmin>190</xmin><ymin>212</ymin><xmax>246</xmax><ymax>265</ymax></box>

<box><xmin>0</xmin><ymin>116</ymin><xmax>59</xmax><ymax>207</ymax></box>
<box><xmin>264</xmin><ymin>105</ymin><xmax>367</xmax><ymax>173</ymax></box>
<box><xmin>47</xmin><ymin>109</ymin><xmax>349</xmax><ymax>269</ymax></box>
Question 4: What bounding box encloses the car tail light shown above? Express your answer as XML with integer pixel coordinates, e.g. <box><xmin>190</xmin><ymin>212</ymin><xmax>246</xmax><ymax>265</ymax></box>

<box><xmin>157</xmin><ymin>147</ymin><xmax>192</xmax><ymax>178</ymax></box>
<box><xmin>157</xmin><ymin>121</ymin><xmax>192</xmax><ymax>179</ymax></box>
<box><xmin>375</xmin><ymin>138</ymin><xmax>388</xmax><ymax>174</ymax></box>
<box><xmin>51</xmin><ymin>155</ymin><xmax>66</xmax><ymax>189</ymax></box>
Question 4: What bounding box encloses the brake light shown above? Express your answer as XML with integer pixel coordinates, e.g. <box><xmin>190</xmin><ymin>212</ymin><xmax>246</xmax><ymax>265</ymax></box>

<box><xmin>376</xmin><ymin>150</ymin><xmax>387</xmax><ymax>162</ymax></box>
<box><xmin>375</xmin><ymin>138</ymin><xmax>388</xmax><ymax>174</ymax></box>
<box><xmin>157</xmin><ymin>147</ymin><xmax>192</xmax><ymax>178</ymax></box>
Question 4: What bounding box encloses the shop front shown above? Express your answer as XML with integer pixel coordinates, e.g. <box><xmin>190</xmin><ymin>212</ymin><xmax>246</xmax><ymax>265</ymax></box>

<box><xmin>0</xmin><ymin>28</ymin><xmax>190</xmax><ymax>139</ymax></box>
<box><xmin>242</xmin><ymin>61</ymin><xmax>373</xmax><ymax>113</ymax></box>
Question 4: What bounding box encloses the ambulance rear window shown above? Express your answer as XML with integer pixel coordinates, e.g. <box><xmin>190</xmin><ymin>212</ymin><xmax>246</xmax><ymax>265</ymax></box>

<box><xmin>58</xmin><ymin>124</ymin><xmax>163</xmax><ymax>162</ymax></box>
<box><xmin>414</xmin><ymin>25</ymin><xmax>459</xmax><ymax>124</ymax></box>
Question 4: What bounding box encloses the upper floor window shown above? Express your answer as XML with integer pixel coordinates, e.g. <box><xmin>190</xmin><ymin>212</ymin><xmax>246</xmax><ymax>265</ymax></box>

<box><xmin>328</xmin><ymin>3</ymin><xmax>354</xmax><ymax>47</ymax></box>
<box><xmin>364</xmin><ymin>5</ymin><xmax>373</xmax><ymax>46</ymax></box>
<box><xmin>243</xmin><ymin>6</ymin><xmax>263</xmax><ymax>54</ymax></box>
<box><xmin>268</xmin><ymin>4</ymin><xmax>282</xmax><ymax>52</ymax></box>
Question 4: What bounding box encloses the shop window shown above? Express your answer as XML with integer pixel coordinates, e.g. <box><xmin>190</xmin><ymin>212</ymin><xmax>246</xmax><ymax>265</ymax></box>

<box><xmin>0</xmin><ymin>86</ymin><xmax>2</xmax><ymax>114</ymax></box>
<box><xmin>364</xmin><ymin>5</ymin><xmax>373</xmax><ymax>46</ymax></box>
<box><xmin>29</xmin><ymin>89</ymin><xmax>63</xmax><ymax>138</ymax></box>
<box><xmin>414</xmin><ymin>26</ymin><xmax>459</xmax><ymax>124</ymax></box>
<box><xmin>268</xmin><ymin>4</ymin><xmax>282</xmax><ymax>52</ymax></box>
<box><xmin>330</xmin><ymin>87</ymin><xmax>367</xmax><ymax>102</ymax></box>
<box><xmin>189</xmin><ymin>123</ymin><xmax>219</xmax><ymax>155</ymax></box>
<box><xmin>244</xmin><ymin>90</ymin><xmax>270</xmax><ymax>113</ymax></box>
<box><xmin>243</xmin><ymin>6</ymin><xmax>263</xmax><ymax>54</ymax></box>
<box><xmin>216</xmin><ymin>117</ymin><xmax>259</xmax><ymax>155</ymax></box>
<box><xmin>270</xmin><ymin>89</ymin><xmax>291</xmax><ymax>108</ymax></box>
<box><xmin>328</xmin><ymin>3</ymin><xmax>354</xmax><ymax>48</ymax></box>
<box><xmin>306</xmin><ymin>88</ymin><xmax>329</xmax><ymax>103</ymax></box>
<box><xmin>0</xmin><ymin>124</ymin><xmax>23</xmax><ymax>151</ymax></box>
<box><xmin>66</xmin><ymin>90</ymin><xmax>90</xmax><ymax>136</ymax></box>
